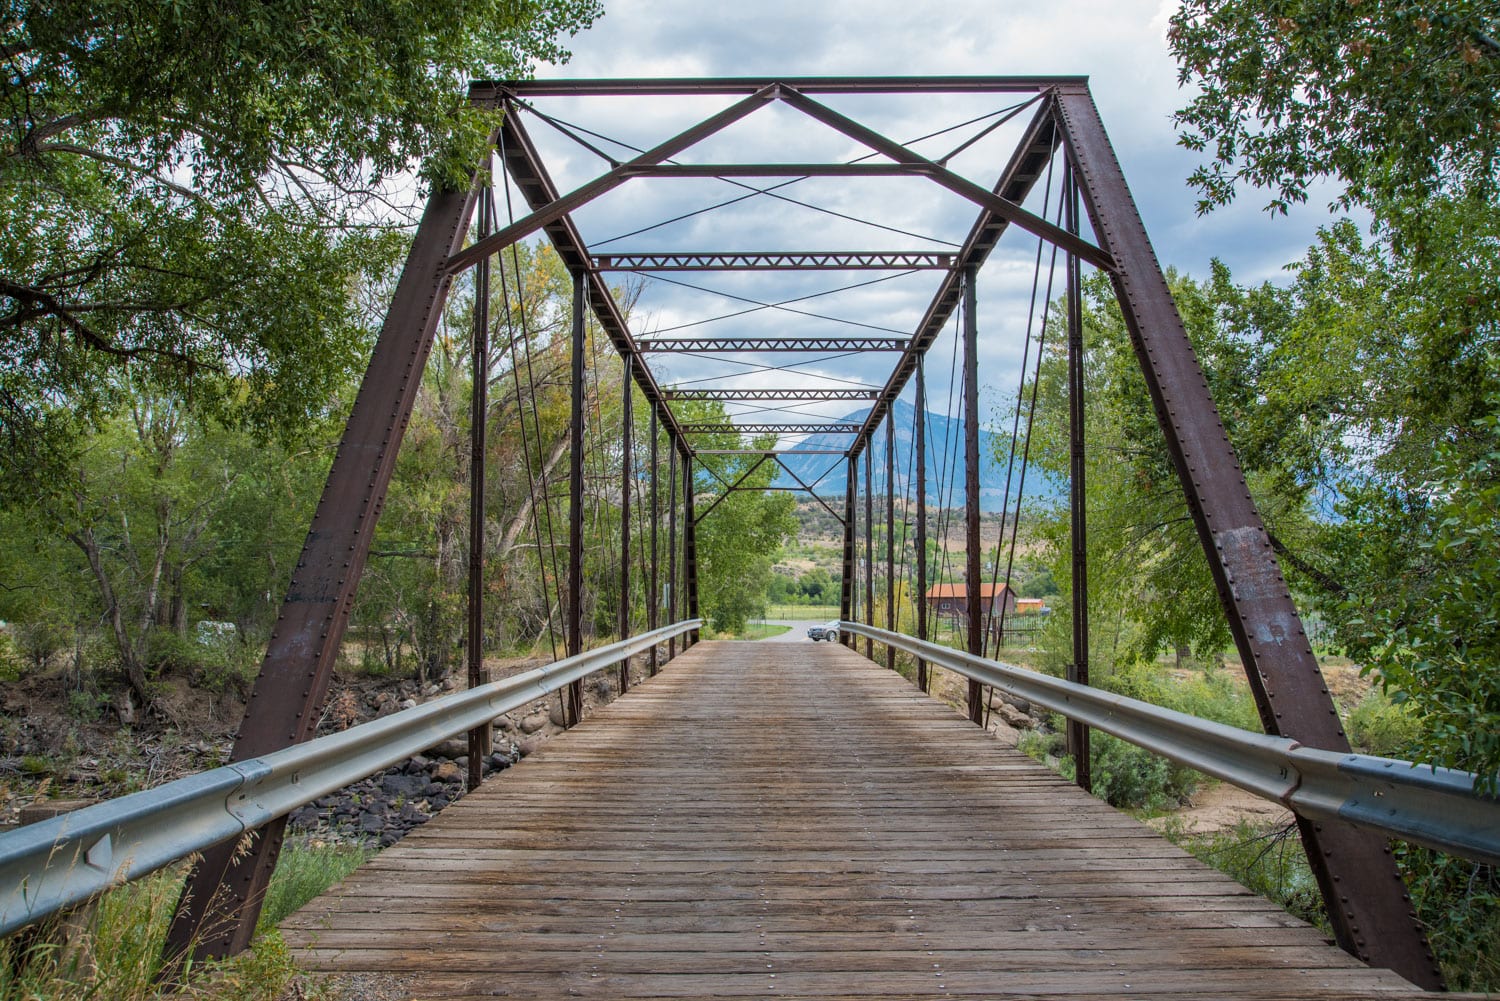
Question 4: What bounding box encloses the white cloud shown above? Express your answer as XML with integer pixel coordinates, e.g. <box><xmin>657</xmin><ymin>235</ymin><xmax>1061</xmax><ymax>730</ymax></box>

<box><xmin>510</xmin><ymin>0</ymin><xmax>1352</xmax><ymax>422</ymax></box>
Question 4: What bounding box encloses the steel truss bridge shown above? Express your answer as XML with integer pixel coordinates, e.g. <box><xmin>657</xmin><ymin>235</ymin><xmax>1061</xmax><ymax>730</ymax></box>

<box><xmin>2</xmin><ymin>77</ymin><xmax>1494</xmax><ymax>999</ymax></box>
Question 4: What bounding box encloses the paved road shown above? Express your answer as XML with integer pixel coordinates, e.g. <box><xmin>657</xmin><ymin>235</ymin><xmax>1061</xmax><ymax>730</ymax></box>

<box><xmin>757</xmin><ymin>618</ymin><xmax>836</xmax><ymax>642</ymax></box>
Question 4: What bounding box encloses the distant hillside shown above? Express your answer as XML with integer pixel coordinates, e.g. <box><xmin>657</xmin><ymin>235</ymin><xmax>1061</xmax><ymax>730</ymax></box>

<box><xmin>771</xmin><ymin>399</ymin><xmax>1060</xmax><ymax>513</ymax></box>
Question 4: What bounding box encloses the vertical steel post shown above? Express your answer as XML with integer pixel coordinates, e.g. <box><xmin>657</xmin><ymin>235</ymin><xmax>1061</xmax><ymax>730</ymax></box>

<box><xmin>166</xmin><ymin>181</ymin><xmax>479</xmax><ymax>961</ymax></box>
<box><xmin>617</xmin><ymin>357</ymin><xmax>633</xmax><ymax>693</ymax></box>
<box><xmin>683</xmin><ymin>451</ymin><xmax>699</xmax><ymax>643</ymax></box>
<box><xmin>840</xmin><ymin>455</ymin><xmax>857</xmax><ymax>648</ymax></box>
<box><xmin>1053</xmin><ymin>85</ymin><xmax>1439</xmax><ymax>986</ymax></box>
<box><xmin>649</xmin><ymin>409</ymin><xmax>660</xmax><ymax>675</ymax></box>
<box><xmin>915</xmin><ymin>361</ymin><xmax>929</xmax><ymax>692</ymax></box>
<box><xmin>885</xmin><ymin>418</ymin><xmax>896</xmax><ymax>671</ymax></box>
<box><xmin>466</xmin><ymin>189</ymin><xmax>492</xmax><ymax>793</ymax></box>
<box><xmin>1064</xmin><ymin>163</ymin><xmax>1091</xmax><ymax>793</ymax></box>
<box><xmin>962</xmin><ymin>266</ymin><xmax>984</xmax><ymax>726</ymax></box>
<box><xmin>667</xmin><ymin>444</ymin><xmax>678</xmax><ymax>659</ymax></box>
<box><xmin>863</xmin><ymin>447</ymin><xmax>874</xmax><ymax>660</ymax></box>
<box><xmin>566</xmin><ymin>270</ymin><xmax>586</xmax><ymax>727</ymax></box>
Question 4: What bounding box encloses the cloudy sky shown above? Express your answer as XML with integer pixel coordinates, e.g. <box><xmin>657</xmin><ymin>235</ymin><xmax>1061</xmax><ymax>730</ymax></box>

<box><xmin>495</xmin><ymin>0</ymin><xmax>1349</xmax><ymax>431</ymax></box>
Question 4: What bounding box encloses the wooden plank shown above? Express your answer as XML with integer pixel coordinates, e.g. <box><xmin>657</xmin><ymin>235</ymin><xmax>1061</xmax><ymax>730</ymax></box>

<box><xmin>284</xmin><ymin>641</ymin><xmax>1442</xmax><ymax>1000</ymax></box>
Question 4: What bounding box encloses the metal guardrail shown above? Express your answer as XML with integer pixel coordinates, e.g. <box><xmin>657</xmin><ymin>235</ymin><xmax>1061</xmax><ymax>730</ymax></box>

<box><xmin>842</xmin><ymin>622</ymin><xmax>1500</xmax><ymax>866</ymax></box>
<box><xmin>0</xmin><ymin>619</ymin><xmax>702</xmax><ymax>937</ymax></box>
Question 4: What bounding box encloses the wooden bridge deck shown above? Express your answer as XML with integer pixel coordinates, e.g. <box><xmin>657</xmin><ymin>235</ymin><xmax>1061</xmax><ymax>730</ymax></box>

<box><xmin>282</xmin><ymin>641</ymin><xmax>1430</xmax><ymax>1000</ymax></box>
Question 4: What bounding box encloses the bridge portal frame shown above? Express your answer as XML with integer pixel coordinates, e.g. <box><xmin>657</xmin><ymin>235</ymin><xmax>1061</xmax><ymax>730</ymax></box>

<box><xmin>169</xmin><ymin>76</ymin><xmax>1438</xmax><ymax>988</ymax></box>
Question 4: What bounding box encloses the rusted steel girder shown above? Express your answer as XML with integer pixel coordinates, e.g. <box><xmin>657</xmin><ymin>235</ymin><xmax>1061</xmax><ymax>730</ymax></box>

<box><xmin>962</xmin><ymin>268</ymin><xmax>984</xmax><ymax>726</ymax></box>
<box><xmin>864</xmin><ymin>448</ymin><xmax>874</xmax><ymax>660</ymax></box>
<box><xmin>165</xmin><ymin>181</ymin><xmax>481</xmax><ymax>961</ymax></box>
<box><xmin>467</xmin><ymin>189</ymin><xmax>493</xmax><ymax>793</ymax></box>
<box><xmin>683</xmin><ymin>452</ymin><xmax>700</xmax><ymax>644</ymax></box>
<box><xmin>663</xmin><ymin>388</ymin><xmax>879</xmax><ymax>402</ymax></box>
<box><xmin>847</xmin><ymin>101</ymin><xmax>1059</xmax><ymax>461</ymax></box>
<box><xmin>840</xmin><ymin>456</ymin><xmax>857</xmax><ymax>649</ymax></box>
<box><xmin>1052</xmin><ymin>85</ymin><xmax>1440</xmax><ymax>989</ymax></box>
<box><xmin>565</xmin><ymin>270</ymin><xmax>586</xmax><ymax>727</ymax></box>
<box><xmin>595</xmin><ymin>252</ymin><xmax>953</xmax><ymax>272</ymax></box>
<box><xmin>618</xmin><ymin>356</ymin><xmax>633</xmax><ymax>694</ymax></box>
<box><xmin>1064</xmin><ymin>164</ymin><xmax>1091</xmax><ymax>794</ymax></box>
<box><xmin>681</xmin><ymin>423</ymin><xmax>863</xmax><ymax>435</ymax></box>
<box><xmin>914</xmin><ymin>358</ymin><xmax>929</xmax><ymax>692</ymax></box>
<box><xmin>641</xmin><ymin>338</ymin><xmax>909</xmax><ymax>353</ymax></box>
<box><xmin>478</xmin><ymin>76</ymin><xmax>1088</xmax><ymax>98</ymax></box>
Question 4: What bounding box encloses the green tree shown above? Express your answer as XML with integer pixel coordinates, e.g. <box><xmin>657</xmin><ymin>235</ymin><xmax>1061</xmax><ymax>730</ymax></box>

<box><xmin>1169</xmin><ymin>0</ymin><xmax>1500</xmax><ymax>216</ymax></box>
<box><xmin>1</xmin><ymin>0</ymin><xmax>600</xmax><ymax>477</ymax></box>
<box><xmin>685</xmin><ymin>405</ymin><xmax>798</xmax><ymax>634</ymax></box>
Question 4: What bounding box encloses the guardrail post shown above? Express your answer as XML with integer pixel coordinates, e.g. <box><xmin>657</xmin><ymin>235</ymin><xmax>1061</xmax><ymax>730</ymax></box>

<box><xmin>467</xmin><ymin>187</ymin><xmax>493</xmax><ymax>792</ymax></box>
<box><xmin>914</xmin><ymin>359</ymin><xmax>929</xmax><ymax>691</ymax></box>
<box><xmin>841</xmin><ymin>455</ymin><xmax>856</xmax><ymax>648</ymax></box>
<box><xmin>962</xmin><ymin>266</ymin><xmax>985</xmax><ymax>726</ymax></box>
<box><xmin>618</xmin><ymin>356</ymin><xmax>633</xmax><ymax>693</ymax></box>
<box><xmin>566</xmin><ymin>268</ymin><xmax>586</xmax><ymax>726</ymax></box>
<box><xmin>1052</xmin><ymin>84</ymin><xmax>1440</xmax><ymax>987</ymax></box>
<box><xmin>165</xmin><ymin>178</ymin><xmax>481</xmax><ymax>962</ymax></box>
<box><xmin>1064</xmin><ymin>163</ymin><xmax>1091</xmax><ymax>793</ymax></box>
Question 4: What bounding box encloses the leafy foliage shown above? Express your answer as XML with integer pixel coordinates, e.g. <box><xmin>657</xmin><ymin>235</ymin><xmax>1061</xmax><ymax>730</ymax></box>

<box><xmin>1169</xmin><ymin>0</ymin><xmax>1500</xmax><ymax>215</ymax></box>
<box><xmin>1</xmin><ymin>0</ymin><xmax>600</xmax><ymax>478</ymax></box>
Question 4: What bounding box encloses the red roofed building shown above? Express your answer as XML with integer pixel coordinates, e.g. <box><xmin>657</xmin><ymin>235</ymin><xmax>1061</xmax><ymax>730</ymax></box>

<box><xmin>923</xmin><ymin>582</ymin><xmax>1017</xmax><ymax>618</ymax></box>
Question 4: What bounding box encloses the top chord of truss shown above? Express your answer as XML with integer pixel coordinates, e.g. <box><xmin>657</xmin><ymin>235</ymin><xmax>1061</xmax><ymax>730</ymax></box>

<box><xmin>640</xmin><ymin>337</ymin><xmax>909</xmax><ymax>353</ymax></box>
<box><xmin>474</xmin><ymin>76</ymin><xmax>1089</xmax><ymax>99</ymax></box>
<box><xmin>594</xmin><ymin>252</ymin><xmax>956</xmax><ymax>272</ymax></box>
<box><xmin>662</xmin><ymin>388</ymin><xmax>879</xmax><ymax>401</ymax></box>
<box><xmin>681</xmin><ymin>423</ymin><xmax>864</xmax><ymax>434</ymax></box>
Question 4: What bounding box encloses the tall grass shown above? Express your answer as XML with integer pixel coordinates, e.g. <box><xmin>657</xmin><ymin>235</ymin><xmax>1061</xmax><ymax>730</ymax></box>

<box><xmin>0</xmin><ymin>837</ymin><xmax>367</xmax><ymax>1000</ymax></box>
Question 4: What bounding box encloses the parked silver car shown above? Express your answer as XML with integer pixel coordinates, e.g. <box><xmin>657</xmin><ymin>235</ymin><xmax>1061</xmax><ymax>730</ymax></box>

<box><xmin>806</xmin><ymin>621</ymin><xmax>840</xmax><ymax>642</ymax></box>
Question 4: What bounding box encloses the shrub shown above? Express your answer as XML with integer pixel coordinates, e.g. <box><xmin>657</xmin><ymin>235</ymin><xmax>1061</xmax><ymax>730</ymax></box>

<box><xmin>1168</xmin><ymin>819</ymin><xmax>1327</xmax><ymax>932</ymax></box>
<box><xmin>1398</xmin><ymin>845</ymin><xmax>1500</xmax><ymax>992</ymax></box>
<box><xmin>1346</xmin><ymin>690</ymin><xmax>1422</xmax><ymax>758</ymax></box>
<box><xmin>1087</xmin><ymin>732</ymin><xmax>1199</xmax><ymax>812</ymax></box>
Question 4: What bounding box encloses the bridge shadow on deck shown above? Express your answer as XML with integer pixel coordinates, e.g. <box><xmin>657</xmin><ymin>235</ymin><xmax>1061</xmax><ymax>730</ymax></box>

<box><xmin>282</xmin><ymin>641</ymin><xmax>1429</xmax><ymax>1000</ymax></box>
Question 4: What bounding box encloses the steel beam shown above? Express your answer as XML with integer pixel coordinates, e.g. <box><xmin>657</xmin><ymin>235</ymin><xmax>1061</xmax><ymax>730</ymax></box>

<box><xmin>692</xmin><ymin>454</ymin><xmax>773</xmax><ymax>526</ymax></box>
<box><xmin>641</xmin><ymin>337</ymin><xmax>908</xmax><ymax>353</ymax></box>
<box><xmin>864</xmin><ymin>447</ymin><xmax>874</xmax><ymax>661</ymax></box>
<box><xmin>649</xmin><ymin>409</ymin><xmax>659</xmax><ymax>676</ymax></box>
<box><xmin>683</xmin><ymin>452</ymin><xmax>700</xmax><ymax>643</ymax></box>
<box><xmin>487</xmin><ymin>107</ymin><xmax>689</xmax><ymax>448</ymax></box>
<box><xmin>681</xmin><ymin>423</ymin><xmax>863</xmax><ymax>435</ymax></box>
<box><xmin>450</xmin><ymin>87</ymin><xmax>776</xmax><ymax>274</ymax></box>
<box><xmin>566</xmin><ymin>270</ymin><xmax>586</xmax><ymax>727</ymax></box>
<box><xmin>165</xmin><ymin>180</ymin><xmax>481</xmax><ymax>961</ymax></box>
<box><xmin>848</xmin><ymin>101</ymin><xmax>1060</xmax><ymax>459</ymax></box>
<box><xmin>475</xmin><ymin>77</ymin><xmax>1089</xmax><ymax>99</ymax></box>
<box><xmin>1052</xmin><ymin>85</ymin><xmax>1440</xmax><ymax>988</ymax></box>
<box><xmin>596</xmin><ymin>253</ymin><xmax>953</xmax><ymax>272</ymax></box>
<box><xmin>619</xmin><ymin>163</ymin><xmax>929</xmax><ymax>179</ymax></box>
<box><xmin>693</xmin><ymin>448</ymin><xmax>846</xmax><ymax>456</ymax></box>
<box><xmin>1064</xmin><ymin>164</ymin><xmax>1091</xmax><ymax>793</ymax></box>
<box><xmin>962</xmin><ymin>268</ymin><xmax>984</xmax><ymax>726</ymax></box>
<box><xmin>664</xmin><ymin>388</ymin><xmax>878</xmax><ymax>401</ymax></box>
<box><xmin>467</xmin><ymin>189</ymin><xmax>492</xmax><ymax>792</ymax></box>
<box><xmin>667</xmin><ymin>445</ymin><xmax>679</xmax><ymax>660</ymax></box>
<box><xmin>915</xmin><ymin>360</ymin><xmax>929</xmax><ymax>692</ymax></box>
<box><xmin>885</xmin><ymin>414</ymin><xmax>895</xmax><ymax>672</ymax></box>
<box><xmin>617</xmin><ymin>356</ymin><xmax>633</xmax><ymax>694</ymax></box>
<box><xmin>776</xmin><ymin>87</ymin><xmax>1114</xmax><ymax>272</ymax></box>
<box><xmin>771</xmin><ymin>456</ymin><xmax>846</xmax><ymax>525</ymax></box>
<box><xmin>840</xmin><ymin>456</ymin><xmax>857</xmax><ymax>649</ymax></box>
